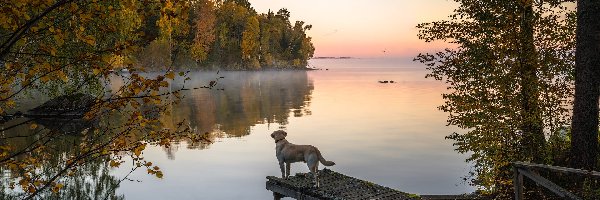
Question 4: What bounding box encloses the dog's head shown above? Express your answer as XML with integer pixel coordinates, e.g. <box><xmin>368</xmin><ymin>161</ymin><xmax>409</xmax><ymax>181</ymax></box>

<box><xmin>270</xmin><ymin>130</ymin><xmax>287</xmax><ymax>142</ymax></box>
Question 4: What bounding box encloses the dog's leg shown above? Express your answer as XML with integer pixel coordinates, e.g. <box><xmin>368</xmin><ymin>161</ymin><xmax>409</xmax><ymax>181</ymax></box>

<box><xmin>313</xmin><ymin>165</ymin><xmax>319</xmax><ymax>188</ymax></box>
<box><xmin>308</xmin><ymin>162</ymin><xmax>319</xmax><ymax>187</ymax></box>
<box><xmin>279</xmin><ymin>161</ymin><xmax>285</xmax><ymax>178</ymax></box>
<box><xmin>285</xmin><ymin>163</ymin><xmax>291</xmax><ymax>178</ymax></box>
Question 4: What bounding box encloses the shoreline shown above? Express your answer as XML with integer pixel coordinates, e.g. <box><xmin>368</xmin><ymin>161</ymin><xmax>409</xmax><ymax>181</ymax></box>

<box><xmin>138</xmin><ymin>66</ymin><xmax>320</xmax><ymax>73</ymax></box>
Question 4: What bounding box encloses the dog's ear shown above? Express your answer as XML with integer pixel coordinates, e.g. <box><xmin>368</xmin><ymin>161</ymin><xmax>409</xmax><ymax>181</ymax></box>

<box><xmin>270</xmin><ymin>133</ymin><xmax>274</xmax><ymax>138</ymax></box>
<box><xmin>283</xmin><ymin>131</ymin><xmax>287</xmax><ymax>137</ymax></box>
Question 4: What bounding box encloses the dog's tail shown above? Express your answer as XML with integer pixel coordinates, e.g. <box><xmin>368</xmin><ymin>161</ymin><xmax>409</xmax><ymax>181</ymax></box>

<box><xmin>316</xmin><ymin>148</ymin><xmax>335</xmax><ymax>166</ymax></box>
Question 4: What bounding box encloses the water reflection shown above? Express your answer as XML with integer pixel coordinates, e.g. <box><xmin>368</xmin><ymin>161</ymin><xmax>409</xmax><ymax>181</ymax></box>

<box><xmin>0</xmin><ymin>70</ymin><xmax>313</xmax><ymax>199</ymax></box>
<box><xmin>162</xmin><ymin>70</ymin><xmax>313</xmax><ymax>152</ymax></box>
<box><xmin>2</xmin><ymin>59</ymin><xmax>475</xmax><ymax>199</ymax></box>
<box><xmin>113</xmin><ymin>58</ymin><xmax>473</xmax><ymax>200</ymax></box>
<box><xmin>33</xmin><ymin>118</ymin><xmax>98</xmax><ymax>135</ymax></box>
<box><xmin>0</xmin><ymin>119</ymin><xmax>124</xmax><ymax>200</ymax></box>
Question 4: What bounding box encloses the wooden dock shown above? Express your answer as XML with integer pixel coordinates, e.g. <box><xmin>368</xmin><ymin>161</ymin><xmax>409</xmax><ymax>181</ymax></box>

<box><xmin>266</xmin><ymin>168</ymin><xmax>420</xmax><ymax>200</ymax></box>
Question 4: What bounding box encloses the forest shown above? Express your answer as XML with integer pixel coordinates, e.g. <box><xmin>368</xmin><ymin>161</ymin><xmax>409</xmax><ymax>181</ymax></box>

<box><xmin>138</xmin><ymin>0</ymin><xmax>315</xmax><ymax>70</ymax></box>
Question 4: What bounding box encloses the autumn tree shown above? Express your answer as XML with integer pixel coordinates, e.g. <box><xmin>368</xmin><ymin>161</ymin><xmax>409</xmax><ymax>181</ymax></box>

<box><xmin>570</xmin><ymin>0</ymin><xmax>600</xmax><ymax>170</ymax></box>
<box><xmin>241</xmin><ymin>15</ymin><xmax>260</xmax><ymax>69</ymax></box>
<box><xmin>133</xmin><ymin>0</ymin><xmax>314</xmax><ymax>70</ymax></box>
<box><xmin>191</xmin><ymin>0</ymin><xmax>217</xmax><ymax>64</ymax></box>
<box><xmin>0</xmin><ymin>1</ymin><xmax>205</xmax><ymax>198</ymax></box>
<box><xmin>257</xmin><ymin>12</ymin><xmax>275</xmax><ymax>66</ymax></box>
<box><xmin>415</xmin><ymin>0</ymin><xmax>575</xmax><ymax>196</ymax></box>
<box><xmin>210</xmin><ymin>0</ymin><xmax>255</xmax><ymax>68</ymax></box>
<box><xmin>156</xmin><ymin>0</ymin><xmax>192</xmax><ymax>69</ymax></box>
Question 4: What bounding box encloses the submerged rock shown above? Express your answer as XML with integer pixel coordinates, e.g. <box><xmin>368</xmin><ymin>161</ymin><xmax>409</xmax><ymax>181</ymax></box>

<box><xmin>27</xmin><ymin>93</ymin><xmax>97</xmax><ymax>119</ymax></box>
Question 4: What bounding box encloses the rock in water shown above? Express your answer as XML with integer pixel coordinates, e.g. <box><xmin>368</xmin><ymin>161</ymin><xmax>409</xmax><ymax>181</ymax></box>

<box><xmin>27</xmin><ymin>93</ymin><xmax>96</xmax><ymax>119</ymax></box>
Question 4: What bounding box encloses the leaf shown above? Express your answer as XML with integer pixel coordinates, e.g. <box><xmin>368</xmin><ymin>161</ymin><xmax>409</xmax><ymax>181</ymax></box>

<box><xmin>109</xmin><ymin>160</ymin><xmax>120</xmax><ymax>167</ymax></box>
<box><xmin>40</xmin><ymin>76</ymin><xmax>50</xmax><ymax>83</ymax></box>
<box><xmin>159</xmin><ymin>81</ymin><xmax>169</xmax><ymax>87</ymax></box>
<box><xmin>133</xmin><ymin>143</ymin><xmax>146</xmax><ymax>157</ymax></box>
<box><xmin>57</xmin><ymin>71</ymin><xmax>68</xmax><ymax>82</ymax></box>
<box><xmin>28</xmin><ymin>185</ymin><xmax>35</xmax><ymax>193</ymax></box>
<box><xmin>84</xmin><ymin>36</ymin><xmax>96</xmax><ymax>46</ymax></box>
<box><xmin>30</xmin><ymin>123</ymin><xmax>38</xmax><ymax>130</ymax></box>
<box><xmin>166</xmin><ymin>71</ymin><xmax>175</xmax><ymax>80</ymax></box>
<box><xmin>51</xmin><ymin>183</ymin><xmax>63</xmax><ymax>193</ymax></box>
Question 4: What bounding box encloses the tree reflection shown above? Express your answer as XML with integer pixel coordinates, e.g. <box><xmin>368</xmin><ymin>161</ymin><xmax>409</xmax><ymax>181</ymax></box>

<box><xmin>0</xmin><ymin>119</ymin><xmax>124</xmax><ymax>200</ymax></box>
<box><xmin>0</xmin><ymin>70</ymin><xmax>313</xmax><ymax>198</ymax></box>
<box><xmin>162</xmin><ymin>70</ymin><xmax>313</xmax><ymax>152</ymax></box>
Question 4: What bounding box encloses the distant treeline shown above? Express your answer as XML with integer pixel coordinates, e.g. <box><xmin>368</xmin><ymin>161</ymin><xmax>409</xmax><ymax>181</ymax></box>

<box><xmin>137</xmin><ymin>0</ymin><xmax>315</xmax><ymax>70</ymax></box>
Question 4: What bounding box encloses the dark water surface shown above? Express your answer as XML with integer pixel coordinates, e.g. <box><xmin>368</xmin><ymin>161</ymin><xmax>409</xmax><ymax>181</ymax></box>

<box><xmin>109</xmin><ymin>58</ymin><xmax>474</xmax><ymax>199</ymax></box>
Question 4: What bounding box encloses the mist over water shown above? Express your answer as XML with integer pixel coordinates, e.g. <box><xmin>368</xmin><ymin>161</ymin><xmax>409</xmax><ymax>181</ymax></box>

<box><xmin>107</xmin><ymin>58</ymin><xmax>474</xmax><ymax>199</ymax></box>
<box><xmin>1</xmin><ymin>58</ymin><xmax>473</xmax><ymax>199</ymax></box>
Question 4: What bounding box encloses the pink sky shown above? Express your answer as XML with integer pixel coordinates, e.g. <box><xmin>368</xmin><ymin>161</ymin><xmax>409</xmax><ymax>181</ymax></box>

<box><xmin>250</xmin><ymin>0</ymin><xmax>459</xmax><ymax>58</ymax></box>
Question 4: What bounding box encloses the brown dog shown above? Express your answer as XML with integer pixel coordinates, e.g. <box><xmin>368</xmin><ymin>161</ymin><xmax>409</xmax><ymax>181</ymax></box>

<box><xmin>271</xmin><ymin>130</ymin><xmax>335</xmax><ymax>187</ymax></box>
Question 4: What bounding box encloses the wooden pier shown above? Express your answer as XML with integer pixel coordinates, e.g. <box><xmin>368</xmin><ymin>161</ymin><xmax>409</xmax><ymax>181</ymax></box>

<box><xmin>266</xmin><ymin>168</ymin><xmax>420</xmax><ymax>200</ymax></box>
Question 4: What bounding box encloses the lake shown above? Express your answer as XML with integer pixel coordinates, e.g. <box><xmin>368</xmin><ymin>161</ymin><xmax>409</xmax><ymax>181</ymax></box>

<box><xmin>110</xmin><ymin>58</ymin><xmax>475</xmax><ymax>199</ymax></box>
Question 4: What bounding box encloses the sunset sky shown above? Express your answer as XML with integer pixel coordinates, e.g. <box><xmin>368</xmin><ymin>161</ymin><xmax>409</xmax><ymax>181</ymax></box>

<box><xmin>250</xmin><ymin>0</ymin><xmax>459</xmax><ymax>58</ymax></box>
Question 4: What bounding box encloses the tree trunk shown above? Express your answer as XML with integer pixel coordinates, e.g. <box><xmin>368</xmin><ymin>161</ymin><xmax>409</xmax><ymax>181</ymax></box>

<box><xmin>571</xmin><ymin>0</ymin><xmax>600</xmax><ymax>170</ymax></box>
<box><xmin>519</xmin><ymin>1</ymin><xmax>545</xmax><ymax>163</ymax></box>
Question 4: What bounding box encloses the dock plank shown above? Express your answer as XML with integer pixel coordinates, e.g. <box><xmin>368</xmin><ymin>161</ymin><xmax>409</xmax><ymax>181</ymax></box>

<box><xmin>266</xmin><ymin>168</ymin><xmax>419</xmax><ymax>200</ymax></box>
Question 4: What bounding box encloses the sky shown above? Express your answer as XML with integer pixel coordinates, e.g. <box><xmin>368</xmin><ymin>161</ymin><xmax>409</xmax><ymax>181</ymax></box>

<box><xmin>250</xmin><ymin>0</ymin><xmax>459</xmax><ymax>58</ymax></box>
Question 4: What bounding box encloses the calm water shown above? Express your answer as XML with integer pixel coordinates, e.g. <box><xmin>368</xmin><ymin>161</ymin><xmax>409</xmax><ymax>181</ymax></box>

<box><xmin>111</xmin><ymin>58</ymin><xmax>474</xmax><ymax>199</ymax></box>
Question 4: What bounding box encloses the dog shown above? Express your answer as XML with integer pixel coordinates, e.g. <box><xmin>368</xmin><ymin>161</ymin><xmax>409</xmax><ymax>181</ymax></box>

<box><xmin>270</xmin><ymin>130</ymin><xmax>335</xmax><ymax>187</ymax></box>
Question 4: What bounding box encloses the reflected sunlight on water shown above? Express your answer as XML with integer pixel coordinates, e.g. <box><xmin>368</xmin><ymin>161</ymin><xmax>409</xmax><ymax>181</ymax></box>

<box><xmin>113</xmin><ymin>58</ymin><xmax>474</xmax><ymax>199</ymax></box>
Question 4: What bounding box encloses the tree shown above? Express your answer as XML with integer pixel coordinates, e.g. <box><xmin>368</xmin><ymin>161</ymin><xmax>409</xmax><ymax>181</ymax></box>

<box><xmin>156</xmin><ymin>0</ymin><xmax>192</xmax><ymax>69</ymax></box>
<box><xmin>241</xmin><ymin>15</ymin><xmax>260</xmax><ymax>69</ymax></box>
<box><xmin>205</xmin><ymin>5</ymin><xmax>313</xmax><ymax>69</ymax></box>
<box><xmin>415</xmin><ymin>0</ymin><xmax>575</xmax><ymax>196</ymax></box>
<box><xmin>253</xmin><ymin>9</ymin><xmax>314</xmax><ymax>69</ymax></box>
<box><xmin>211</xmin><ymin>0</ymin><xmax>254</xmax><ymax>68</ymax></box>
<box><xmin>0</xmin><ymin>0</ymin><xmax>314</xmax><ymax>197</ymax></box>
<box><xmin>570</xmin><ymin>0</ymin><xmax>600</xmax><ymax>170</ymax></box>
<box><xmin>288</xmin><ymin>21</ymin><xmax>314</xmax><ymax>68</ymax></box>
<box><xmin>0</xmin><ymin>1</ymin><xmax>203</xmax><ymax>198</ymax></box>
<box><xmin>191</xmin><ymin>0</ymin><xmax>217</xmax><ymax>64</ymax></box>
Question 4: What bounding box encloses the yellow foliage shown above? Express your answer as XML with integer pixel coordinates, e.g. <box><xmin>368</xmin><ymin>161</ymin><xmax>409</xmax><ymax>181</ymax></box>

<box><xmin>0</xmin><ymin>0</ymin><xmax>196</xmax><ymax>197</ymax></box>
<box><xmin>51</xmin><ymin>183</ymin><xmax>63</xmax><ymax>193</ymax></box>
<box><xmin>166</xmin><ymin>71</ymin><xmax>175</xmax><ymax>80</ymax></box>
<box><xmin>133</xmin><ymin>143</ymin><xmax>147</xmax><ymax>157</ymax></box>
